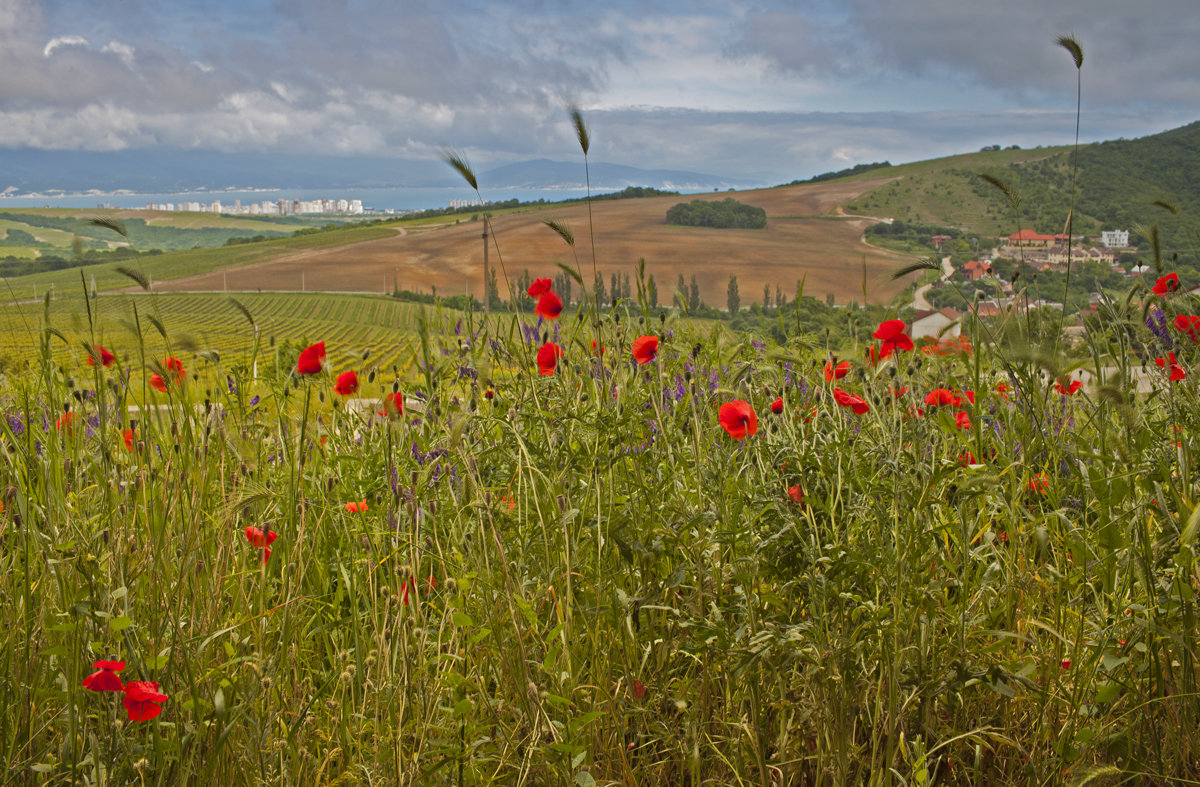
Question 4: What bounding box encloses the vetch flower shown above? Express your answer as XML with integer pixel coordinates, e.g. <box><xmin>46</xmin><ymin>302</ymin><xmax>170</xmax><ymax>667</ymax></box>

<box><xmin>536</xmin><ymin>342</ymin><xmax>563</xmax><ymax>376</ymax></box>
<box><xmin>823</xmin><ymin>360</ymin><xmax>851</xmax><ymax>381</ymax></box>
<box><xmin>718</xmin><ymin>400</ymin><xmax>758</xmax><ymax>439</ymax></box>
<box><xmin>334</xmin><ymin>371</ymin><xmax>359</xmax><ymax>396</ymax></box>
<box><xmin>527</xmin><ymin>278</ymin><xmax>552</xmax><ymax>297</ymax></box>
<box><xmin>832</xmin><ymin>388</ymin><xmax>869</xmax><ymax>415</ymax></box>
<box><xmin>82</xmin><ymin>660</ymin><xmax>126</xmax><ymax>692</ymax></box>
<box><xmin>297</xmin><ymin>342</ymin><xmax>326</xmax><ymax>374</ymax></box>
<box><xmin>86</xmin><ymin>345</ymin><xmax>115</xmax><ymax>367</ymax></box>
<box><xmin>534</xmin><ymin>290</ymin><xmax>563</xmax><ymax>320</ymax></box>
<box><xmin>631</xmin><ymin>335</ymin><xmax>659</xmax><ymax>365</ymax></box>
<box><xmin>122</xmin><ymin>681</ymin><xmax>168</xmax><ymax>722</ymax></box>
<box><xmin>1153</xmin><ymin>273</ymin><xmax>1180</xmax><ymax>296</ymax></box>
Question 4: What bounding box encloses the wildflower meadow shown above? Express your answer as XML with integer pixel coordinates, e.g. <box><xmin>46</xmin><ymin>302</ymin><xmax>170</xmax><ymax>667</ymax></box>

<box><xmin>6</xmin><ymin>103</ymin><xmax>1200</xmax><ymax>785</ymax></box>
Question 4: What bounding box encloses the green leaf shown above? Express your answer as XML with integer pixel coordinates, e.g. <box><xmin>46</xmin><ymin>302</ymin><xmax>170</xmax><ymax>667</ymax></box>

<box><xmin>451</xmin><ymin>612</ymin><xmax>474</xmax><ymax>628</ymax></box>
<box><xmin>109</xmin><ymin>616</ymin><xmax>133</xmax><ymax>632</ymax></box>
<box><xmin>574</xmin><ymin>771</ymin><xmax>597</xmax><ymax>787</ymax></box>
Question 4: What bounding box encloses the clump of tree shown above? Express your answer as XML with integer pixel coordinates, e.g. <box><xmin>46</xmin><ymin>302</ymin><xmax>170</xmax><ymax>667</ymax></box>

<box><xmin>666</xmin><ymin>198</ymin><xmax>766</xmax><ymax>229</ymax></box>
<box><xmin>787</xmin><ymin>161</ymin><xmax>891</xmax><ymax>186</ymax></box>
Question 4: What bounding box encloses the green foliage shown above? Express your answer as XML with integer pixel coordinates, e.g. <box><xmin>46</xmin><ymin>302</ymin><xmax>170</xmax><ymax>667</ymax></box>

<box><xmin>666</xmin><ymin>198</ymin><xmax>767</xmax><ymax>229</ymax></box>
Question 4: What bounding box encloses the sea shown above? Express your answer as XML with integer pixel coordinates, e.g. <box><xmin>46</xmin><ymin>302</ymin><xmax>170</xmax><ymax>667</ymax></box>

<box><xmin>0</xmin><ymin>185</ymin><xmax>713</xmax><ymax>213</ymax></box>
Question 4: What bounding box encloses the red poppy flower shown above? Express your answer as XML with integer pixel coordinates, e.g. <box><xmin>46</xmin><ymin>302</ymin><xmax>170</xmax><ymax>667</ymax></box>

<box><xmin>872</xmin><ymin>319</ymin><xmax>914</xmax><ymax>353</ymax></box>
<box><xmin>954</xmin><ymin>411</ymin><xmax>972</xmax><ymax>430</ymax></box>
<box><xmin>1153</xmin><ymin>273</ymin><xmax>1180</xmax><ymax>296</ymax></box>
<box><xmin>484</xmin><ymin>388</ymin><xmax>495</xmax><ymax>399</ymax></box>
<box><xmin>823</xmin><ymin>360</ymin><xmax>851</xmax><ymax>381</ymax></box>
<box><xmin>1061</xmin><ymin>658</ymin><xmax>1072</xmax><ymax>670</ymax></box>
<box><xmin>244</xmin><ymin>525</ymin><xmax>278</xmax><ymax>549</ymax></box>
<box><xmin>1174</xmin><ymin>315</ymin><xmax>1200</xmax><ymax>342</ymax></box>
<box><xmin>770</xmin><ymin>396</ymin><xmax>784</xmax><ymax>414</ymax></box>
<box><xmin>536</xmin><ymin>342</ymin><xmax>563</xmax><ymax>376</ymax></box>
<box><xmin>86</xmin><ymin>345</ymin><xmax>115</xmax><ymax>367</ymax></box>
<box><xmin>82</xmin><ymin>660</ymin><xmax>126</xmax><ymax>692</ymax></box>
<box><xmin>631</xmin><ymin>335</ymin><xmax>659</xmax><ymax>365</ymax></box>
<box><xmin>297</xmin><ymin>341</ymin><xmax>326</xmax><ymax>375</ymax></box>
<box><xmin>787</xmin><ymin>484</ymin><xmax>804</xmax><ymax>505</ymax></box>
<box><xmin>534</xmin><ymin>290</ymin><xmax>563</xmax><ymax>320</ymax></box>
<box><xmin>122</xmin><ymin>681</ymin><xmax>168</xmax><ymax>722</ymax></box>
<box><xmin>591</xmin><ymin>340</ymin><xmax>605</xmax><ymax>356</ymax></box>
<box><xmin>833</xmin><ymin>388</ymin><xmax>870</xmax><ymax>415</ymax></box>
<box><xmin>1054</xmin><ymin>378</ymin><xmax>1082</xmax><ymax>395</ymax></box>
<box><xmin>1026</xmin><ymin>473</ymin><xmax>1049</xmax><ymax>494</ymax></box>
<box><xmin>123</xmin><ymin>428</ymin><xmax>136</xmax><ymax>452</ymax></box>
<box><xmin>631</xmin><ymin>679</ymin><xmax>647</xmax><ymax>700</ymax></box>
<box><xmin>924</xmin><ymin>388</ymin><xmax>956</xmax><ymax>407</ymax></box>
<box><xmin>334</xmin><ymin>370</ymin><xmax>359</xmax><ymax>396</ymax></box>
<box><xmin>149</xmin><ymin>357</ymin><xmax>185</xmax><ymax>392</ymax></box>
<box><xmin>718</xmin><ymin>400</ymin><xmax>758</xmax><ymax>439</ymax></box>
<box><xmin>378</xmin><ymin>391</ymin><xmax>404</xmax><ymax>417</ymax></box>
<box><xmin>1156</xmin><ymin>352</ymin><xmax>1188</xmax><ymax>381</ymax></box>
<box><xmin>957</xmin><ymin>452</ymin><xmax>978</xmax><ymax>467</ymax></box>
<box><xmin>56</xmin><ymin>411</ymin><xmax>76</xmax><ymax>432</ymax></box>
<box><xmin>994</xmin><ymin>382</ymin><xmax>1011</xmax><ymax>400</ymax></box>
<box><xmin>527</xmin><ymin>278</ymin><xmax>552</xmax><ymax>297</ymax></box>
<box><xmin>345</xmin><ymin>500</ymin><xmax>368</xmax><ymax>513</ymax></box>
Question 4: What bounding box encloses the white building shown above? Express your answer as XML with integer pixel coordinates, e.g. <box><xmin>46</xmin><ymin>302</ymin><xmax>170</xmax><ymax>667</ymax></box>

<box><xmin>1101</xmin><ymin>229</ymin><xmax>1130</xmax><ymax>248</ymax></box>
<box><xmin>911</xmin><ymin>307</ymin><xmax>962</xmax><ymax>340</ymax></box>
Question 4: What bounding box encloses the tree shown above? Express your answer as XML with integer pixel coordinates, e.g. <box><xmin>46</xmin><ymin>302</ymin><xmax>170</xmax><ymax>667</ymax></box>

<box><xmin>728</xmin><ymin>276</ymin><xmax>741</xmax><ymax>316</ymax></box>
<box><xmin>689</xmin><ymin>275</ymin><xmax>701</xmax><ymax>312</ymax></box>
<box><xmin>676</xmin><ymin>274</ymin><xmax>687</xmax><ymax>310</ymax></box>
<box><xmin>763</xmin><ymin>283</ymin><xmax>770</xmax><ymax>309</ymax></box>
<box><xmin>487</xmin><ymin>267</ymin><xmax>501</xmax><ymax>309</ymax></box>
<box><xmin>594</xmin><ymin>272</ymin><xmax>607</xmax><ymax>307</ymax></box>
<box><xmin>648</xmin><ymin>275</ymin><xmax>658</xmax><ymax>309</ymax></box>
<box><xmin>611</xmin><ymin>273</ymin><xmax>619</xmax><ymax>305</ymax></box>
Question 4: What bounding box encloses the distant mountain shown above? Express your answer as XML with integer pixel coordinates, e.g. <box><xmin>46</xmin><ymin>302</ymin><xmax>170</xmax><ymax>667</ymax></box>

<box><xmin>479</xmin><ymin>158</ymin><xmax>753</xmax><ymax>191</ymax></box>
<box><xmin>0</xmin><ymin>149</ymin><xmax>751</xmax><ymax>196</ymax></box>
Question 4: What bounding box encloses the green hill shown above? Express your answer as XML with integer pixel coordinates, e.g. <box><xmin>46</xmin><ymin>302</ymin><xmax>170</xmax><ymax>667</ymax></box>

<box><xmin>842</xmin><ymin>120</ymin><xmax>1200</xmax><ymax>250</ymax></box>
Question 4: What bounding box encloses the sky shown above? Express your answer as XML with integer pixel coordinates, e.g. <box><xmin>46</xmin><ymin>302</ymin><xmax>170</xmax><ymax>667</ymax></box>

<box><xmin>2</xmin><ymin>0</ymin><xmax>1197</xmax><ymax>184</ymax></box>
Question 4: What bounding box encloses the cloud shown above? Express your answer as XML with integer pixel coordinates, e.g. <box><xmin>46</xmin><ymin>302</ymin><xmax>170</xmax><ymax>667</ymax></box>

<box><xmin>43</xmin><ymin>34</ymin><xmax>88</xmax><ymax>57</ymax></box>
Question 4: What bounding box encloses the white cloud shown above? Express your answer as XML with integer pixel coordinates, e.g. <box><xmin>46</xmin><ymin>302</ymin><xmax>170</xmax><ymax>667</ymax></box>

<box><xmin>101</xmin><ymin>40</ymin><xmax>135</xmax><ymax>66</ymax></box>
<box><xmin>43</xmin><ymin>34</ymin><xmax>88</xmax><ymax>57</ymax></box>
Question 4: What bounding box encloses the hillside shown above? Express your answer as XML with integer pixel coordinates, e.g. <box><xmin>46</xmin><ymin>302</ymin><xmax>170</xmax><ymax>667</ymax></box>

<box><xmin>843</xmin><ymin>120</ymin><xmax>1200</xmax><ymax>248</ymax></box>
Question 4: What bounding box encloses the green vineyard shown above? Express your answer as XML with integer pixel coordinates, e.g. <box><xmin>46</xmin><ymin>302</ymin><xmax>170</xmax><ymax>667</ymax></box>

<box><xmin>0</xmin><ymin>291</ymin><xmax>436</xmax><ymax>380</ymax></box>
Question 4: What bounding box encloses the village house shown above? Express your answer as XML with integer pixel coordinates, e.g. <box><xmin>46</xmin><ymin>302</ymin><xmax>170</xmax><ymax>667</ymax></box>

<box><xmin>961</xmin><ymin>259</ymin><xmax>991</xmax><ymax>280</ymax></box>
<box><xmin>911</xmin><ymin>307</ymin><xmax>962</xmax><ymax>339</ymax></box>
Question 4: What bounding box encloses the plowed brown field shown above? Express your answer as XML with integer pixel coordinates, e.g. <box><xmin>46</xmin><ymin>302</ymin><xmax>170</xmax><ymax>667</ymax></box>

<box><xmin>149</xmin><ymin>178</ymin><xmax>916</xmax><ymax>306</ymax></box>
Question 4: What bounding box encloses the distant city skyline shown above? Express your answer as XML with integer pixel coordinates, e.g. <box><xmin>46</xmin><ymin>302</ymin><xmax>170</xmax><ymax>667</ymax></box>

<box><xmin>0</xmin><ymin>1</ymin><xmax>1195</xmax><ymax>184</ymax></box>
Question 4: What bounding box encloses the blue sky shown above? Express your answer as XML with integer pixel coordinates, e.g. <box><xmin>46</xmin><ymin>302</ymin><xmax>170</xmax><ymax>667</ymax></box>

<box><xmin>3</xmin><ymin>0</ymin><xmax>1197</xmax><ymax>183</ymax></box>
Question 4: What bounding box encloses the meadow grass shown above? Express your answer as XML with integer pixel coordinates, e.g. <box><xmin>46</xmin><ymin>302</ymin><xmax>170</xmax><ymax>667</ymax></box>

<box><xmin>2</xmin><ymin>261</ymin><xmax>1200</xmax><ymax>785</ymax></box>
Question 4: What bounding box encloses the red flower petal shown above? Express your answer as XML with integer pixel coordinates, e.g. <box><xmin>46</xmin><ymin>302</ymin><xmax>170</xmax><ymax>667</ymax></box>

<box><xmin>770</xmin><ymin>396</ymin><xmax>783</xmax><ymax>414</ymax></box>
<box><xmin>718</xmin><ymin>400</ymin><xmax>758</xmax><ymax>439</ymax></box>
<box><xmin>823</xmin><ymin>360</ymin><xmax>850</xmax><ymax>381</ymax></box>
<box><xmin>536</xmin><ymin>342</ymin><xmax>563</xmax><ymax>376</ymax></box>
<box><xmin>297</xmin><ymin>342</ymin><xmax>326</xmax><ymax>375</ymax></box>
<box><xmin>631</xmin><ymin>335</ymin><xmax>659</xmax><ymax>365</ymax></box>
<box><xmin>534</xmin><ymin>290</ymin><xmax>564</xmax><ymax>320</ymax></box>
<box><xmin>527</xmin><ymin>278</ymin><xmax>552</xmax><ymax>297</ymax></box>
<box><xmin>334</xmin><ymin>370</ymin><xmax>359</xmax><ymax>396</ymax></box>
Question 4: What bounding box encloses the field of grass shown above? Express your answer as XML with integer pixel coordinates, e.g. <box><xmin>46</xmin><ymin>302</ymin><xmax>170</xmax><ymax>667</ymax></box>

<box><xmin>4</xmin><ymin>252</ymin><xmax>1200</xmax><ymax>782</ymax></box>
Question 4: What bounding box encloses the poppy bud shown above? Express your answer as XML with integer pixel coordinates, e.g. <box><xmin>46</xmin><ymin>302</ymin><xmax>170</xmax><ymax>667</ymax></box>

<box><xmin>368</xmin><ymin>371</ymin><xmax>376</xmax><ymax>383</ymax></box>
<box><xmin>362</xmin><ymin>349</ymin><xmax>370</xmax><ymax>360</ymax></box>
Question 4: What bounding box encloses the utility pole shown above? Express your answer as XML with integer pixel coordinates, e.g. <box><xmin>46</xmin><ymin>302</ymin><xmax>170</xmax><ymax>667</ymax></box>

<box><xmin>482</xmin><ymin>221</ymin><xmax>490</xmax><ymax>312</ymax></box>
